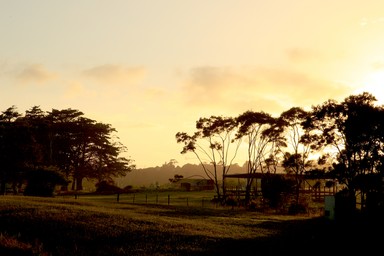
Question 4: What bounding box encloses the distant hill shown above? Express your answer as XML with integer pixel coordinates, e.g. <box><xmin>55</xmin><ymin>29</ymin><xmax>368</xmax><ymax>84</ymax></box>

<box><xmin>114</xmin><ymin>163</ymin><xmax>246</xmax><ymax>188</ymax></box>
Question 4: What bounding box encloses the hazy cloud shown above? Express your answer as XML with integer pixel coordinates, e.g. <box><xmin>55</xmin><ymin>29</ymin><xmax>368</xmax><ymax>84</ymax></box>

<box><xmin>64</xmin><ymin>81</ymin><xmax>87</xmax><ymax>99</ymax></box>
<box><xmin>285</xmin><ymin>48</ymin><xmax>321</xmax><ymax>63</ymax></box>
<box><xmin>82</xmin><ymin>64</ymin><xmax>146</xmax><ymax>86</ymax></box>
<box><xmin>143</xmin><ymin>87</ymin><xmax>166</xmax><ymax>99</ymax></box>
<box><xmin>16</xmin><ymin>64</ymin><xmax>58</xmax><ymax>85</ymax></box>
<box><xmin>181</xmin><ymin>66</ymin><xmax>354</xmax><ymax>115</ymax></box>
<box><xmin>360</xmin><ymin>17</ymin><xmax>384</xmax><ymax>27</ymax></box>
<box><xmin>372</xmin><ymin>61</ymin><xmax>384</xmax><ymax>70</ymax></box>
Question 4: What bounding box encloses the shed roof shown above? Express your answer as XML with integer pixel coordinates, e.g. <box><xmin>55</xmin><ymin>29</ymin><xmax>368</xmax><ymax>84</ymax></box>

<box><xmin>224</xmin><ymin>172</ymin><xmax>335</xmax><ymax>180</ymax></box>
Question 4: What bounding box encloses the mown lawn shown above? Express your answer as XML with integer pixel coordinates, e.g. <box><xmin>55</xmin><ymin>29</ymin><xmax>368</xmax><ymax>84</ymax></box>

<box><xmin>0</xmin><ymin>195</ymin><xmax>381</xmax><ymax>256</ymax></box>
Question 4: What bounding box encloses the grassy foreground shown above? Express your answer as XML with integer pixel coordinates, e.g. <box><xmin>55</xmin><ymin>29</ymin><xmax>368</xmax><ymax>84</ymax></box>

<box><xmin>0</xmin><ymin>195</ymin><xmax>381</xmax><ymax>256</ymax></box>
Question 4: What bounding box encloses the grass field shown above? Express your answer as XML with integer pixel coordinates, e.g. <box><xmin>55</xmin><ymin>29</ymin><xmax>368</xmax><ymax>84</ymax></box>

<box><xmin>59</xmin><ymin>190</ymin><xmax>218</xmax><ymax>208</ymax></box>
<box><xmin>0</xmin><ymin>194</ymin><xmax>382</xmax><ymax>255</ymax></box>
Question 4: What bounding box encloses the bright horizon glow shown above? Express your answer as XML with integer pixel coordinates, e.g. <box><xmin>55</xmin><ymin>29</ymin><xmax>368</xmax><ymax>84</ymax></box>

<box><xmin>1</xmin><ymin>1</ymin><xmax>384</xmax><ymax>168</ymax></box>
<box><xmin>355</xmin><ymin>71</ymin><xmax>384</xmax><ymax>104</ymax></box>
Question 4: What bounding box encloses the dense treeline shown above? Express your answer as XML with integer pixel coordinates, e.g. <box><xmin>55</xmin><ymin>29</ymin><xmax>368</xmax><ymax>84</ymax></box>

<box><xmin>177</xmin><ymin>92</ymin><xmax>384</xmax><ymax>212</ymax></box>
<box><xmin>3</xmin><ymin>91</ymin><xmax>384</xmax><ymax>215</ymax></box>
<box><xmin>0</xmin><ymin>105</ymin><xmax>135</xmax><ymax>195</ymax></box>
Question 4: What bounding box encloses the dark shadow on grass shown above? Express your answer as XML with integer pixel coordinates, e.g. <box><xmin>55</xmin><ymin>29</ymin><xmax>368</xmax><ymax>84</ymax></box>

<box><xmin>1</xmin><ymin>202</ymin><xmax>383</xmax><ymax>256</ymax></box>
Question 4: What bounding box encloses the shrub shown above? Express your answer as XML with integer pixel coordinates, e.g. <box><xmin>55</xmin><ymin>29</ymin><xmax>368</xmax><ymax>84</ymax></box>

<box><xmin>95</xmin><ymin>181</ymin><xmax>123</xmax><ymax>194</ymax></box>
<box><xmin>288</xmin><ymin>203</ymin><xmax>307</xmax><ymax>215</ymax></box>
<box><xmin>225</xmin><ymin>195</ymin><xmax>238</xmax><ymax>209</ymax></box>
<box><xmin>261</xmin><ymin>174</ymin><xmax>295</xmax><ymax>208</ymax></box>
<box><xmin>24</xmin><ymin>168</ymin><xmax>67</xmax><ymax>197</ymax></box>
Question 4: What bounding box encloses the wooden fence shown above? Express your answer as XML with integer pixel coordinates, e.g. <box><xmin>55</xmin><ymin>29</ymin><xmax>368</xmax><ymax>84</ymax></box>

<box><xmin>60</xmin><ymin>192</ymin><xmax>220</xmax><ymax>208</ymax></box>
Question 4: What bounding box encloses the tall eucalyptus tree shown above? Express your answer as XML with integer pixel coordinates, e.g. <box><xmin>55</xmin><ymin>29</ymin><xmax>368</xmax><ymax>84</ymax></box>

<box><xmin>279</xmin><ymin>107</ymin><xmax>320</xmax><ymax>206</ymax></box>
<box><xmin>235</xmin><ymin>110</ymin><xmax>284</xmax><ymax>205</ymax></box>
<box><xmin>176</xmin><ymin>115</ymin><xmax>240</xmax><ymax>201</ymax></box>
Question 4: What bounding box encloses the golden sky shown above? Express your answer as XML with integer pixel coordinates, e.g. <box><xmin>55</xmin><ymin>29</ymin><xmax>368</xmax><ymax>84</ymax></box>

<box><xmin>1</xmin><ymin>0</ymin><xmax>384</xmax><ymax>167</ymax></box>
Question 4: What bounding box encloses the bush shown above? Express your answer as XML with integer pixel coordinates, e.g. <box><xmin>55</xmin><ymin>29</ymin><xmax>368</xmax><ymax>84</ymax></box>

<box><xmin>261</xmin><ymin>174</ymin><xmax>295</xmax><ymax>208</ymax></box>
<box><xmin>123</xmin><ymin>185</ymin><xmax>133</xmax><ymax>192</ymax></box>
<box><xmin>95</xmin><ymin>181</ymin><xmax>123</xmax><ymax>194</ymax></box>
<box><xmin>288</xmin><ymin>203</ymin><xmax>307</xmax><ymax>215</ymax></box>
<box><xmin>225</xmin><ymin>195</ymin><xmax>238</xmax><ymax>208</ymax></box>
<box><xmin>24</xmin><ymin>169</ymin><xmax>68</xmax><ymax>197</ymax></box>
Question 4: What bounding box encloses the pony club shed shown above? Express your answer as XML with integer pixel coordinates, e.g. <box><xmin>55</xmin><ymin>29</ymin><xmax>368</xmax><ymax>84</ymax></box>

<box><xmin>178</xmin><ymin>178</ymin><xmax>215</xmax><ymax>191</ymax></box>
<box><xmin>223</xmin><ymin>172</ymin><xmax>340</xmax><ymax>201</ymax></box>
<box><xmin>223</xmin><ymin>172</ymin><xmax>265</xmax><ymax>196</ymax></box>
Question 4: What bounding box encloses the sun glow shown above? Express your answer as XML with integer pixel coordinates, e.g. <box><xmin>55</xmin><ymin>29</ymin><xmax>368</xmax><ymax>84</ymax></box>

<box><xmin>355</xmin><ymin>70</ymin><xmax>384</xmax><ymax>104</ymax></box>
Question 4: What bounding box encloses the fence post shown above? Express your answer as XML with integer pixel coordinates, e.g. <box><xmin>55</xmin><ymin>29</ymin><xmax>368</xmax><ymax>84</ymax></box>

<box><xmin>117</xmin><ymin>193</ymin><xmax>120</xmax><ymax>202</ymax></box>
<box><xmin>146</xmin><ymin>194</ymin><xmax>148</xmax><ymax>204</ymax></box>
<box><xmin>186</xmin><ymin>197</ymin><xmax>189</xmax><ymax>207</ymax></box>
<box><xmin>133</xmin><ymin>193</ymin><xmax>135</xmax><ymax>204</ymax></box>
<box><xmin>156</xmin><ymin>194</ymin><xmax>158</xmax><ymax>204</ymax></box>
<box><xmin>168</xmin><ymin>194</ymin><xmax>170</xmax><ymax>205</ymax></box>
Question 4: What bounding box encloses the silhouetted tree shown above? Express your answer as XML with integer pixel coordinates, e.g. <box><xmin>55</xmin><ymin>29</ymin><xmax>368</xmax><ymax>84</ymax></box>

<box><xmin>279</xmin><ymin>107</ymin><xmax>320</xmax><ymax>208</ymax></box>
<box><xmin>0</xmin><ymin>106</ymin><xmax>36</xmax><ymax>194</ymax></box>
<box><xmin>306</xmin><ymin>92</ymin><xmax>384</xmax><ymax>212</ymax></box>
<box><xmin>176</xmin><ymin>115</ymin><xmax>240</xmax><ymax>202</ymax></box>
<box><xmin>23</xmin><ymin>106</ymin><xmax>52</xmax><ymax>167</ymax></box>
<box><xmin>235</xmin><ymin>110</ymin><xmax>284</xmax><ymax>205</ymax></box>
<box><xmin>47</xmin><ymin>108</ymin><xmax>135</xmax><ymax>190</ymax></box>
<box><xmin>0</xmin><ymin>106</ymin><xmax>135</xmax><ymax>194</ymax></box>
<box><xmin>24</xmin><ymin>167</ymin><xmax>67</xmax><ymax>197</ymax></box>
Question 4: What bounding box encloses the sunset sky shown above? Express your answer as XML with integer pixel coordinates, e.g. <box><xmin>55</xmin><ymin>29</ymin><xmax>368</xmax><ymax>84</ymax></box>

<box><xmin>1</xmin><ymin>1</ymin><xmax>384</xmax><ymax>168</ymax></box>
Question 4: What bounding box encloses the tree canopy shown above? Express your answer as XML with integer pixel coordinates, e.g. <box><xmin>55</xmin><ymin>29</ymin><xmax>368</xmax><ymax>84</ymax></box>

<box><xmin>0</xmin><ymin>106</ymin><xmax>135</xmax><ymax>194</ymax></box>
<box><xmin>176</xmin><ymin>92</ymin><xmax>384</xmax><ymax>210</ymax></box>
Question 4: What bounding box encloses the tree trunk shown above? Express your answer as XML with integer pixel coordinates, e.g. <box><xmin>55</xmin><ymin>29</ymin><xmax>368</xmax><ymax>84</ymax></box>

<box><xmin>221</xmin><ymin>176</ymin><xmax>227</xmax><ymax>200</ymax></box>
<box><xmin>71</xmin><ymin>179</ymin><xmax>75</xmax><ymax>190</ymax></box>
<box><xmin>76</xmin><ymin>177</ymin><xmax>83</xmax><ymax>191</ymax></box>
<box><xmin>212</xmin><ymin>173</ymin><xmax>222</xmax><ymax>204</ymax></box>
<box><xmin>245</xmin><ymin>182</ymin><xmax>252</xmax><ymax>206</ymax></box>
